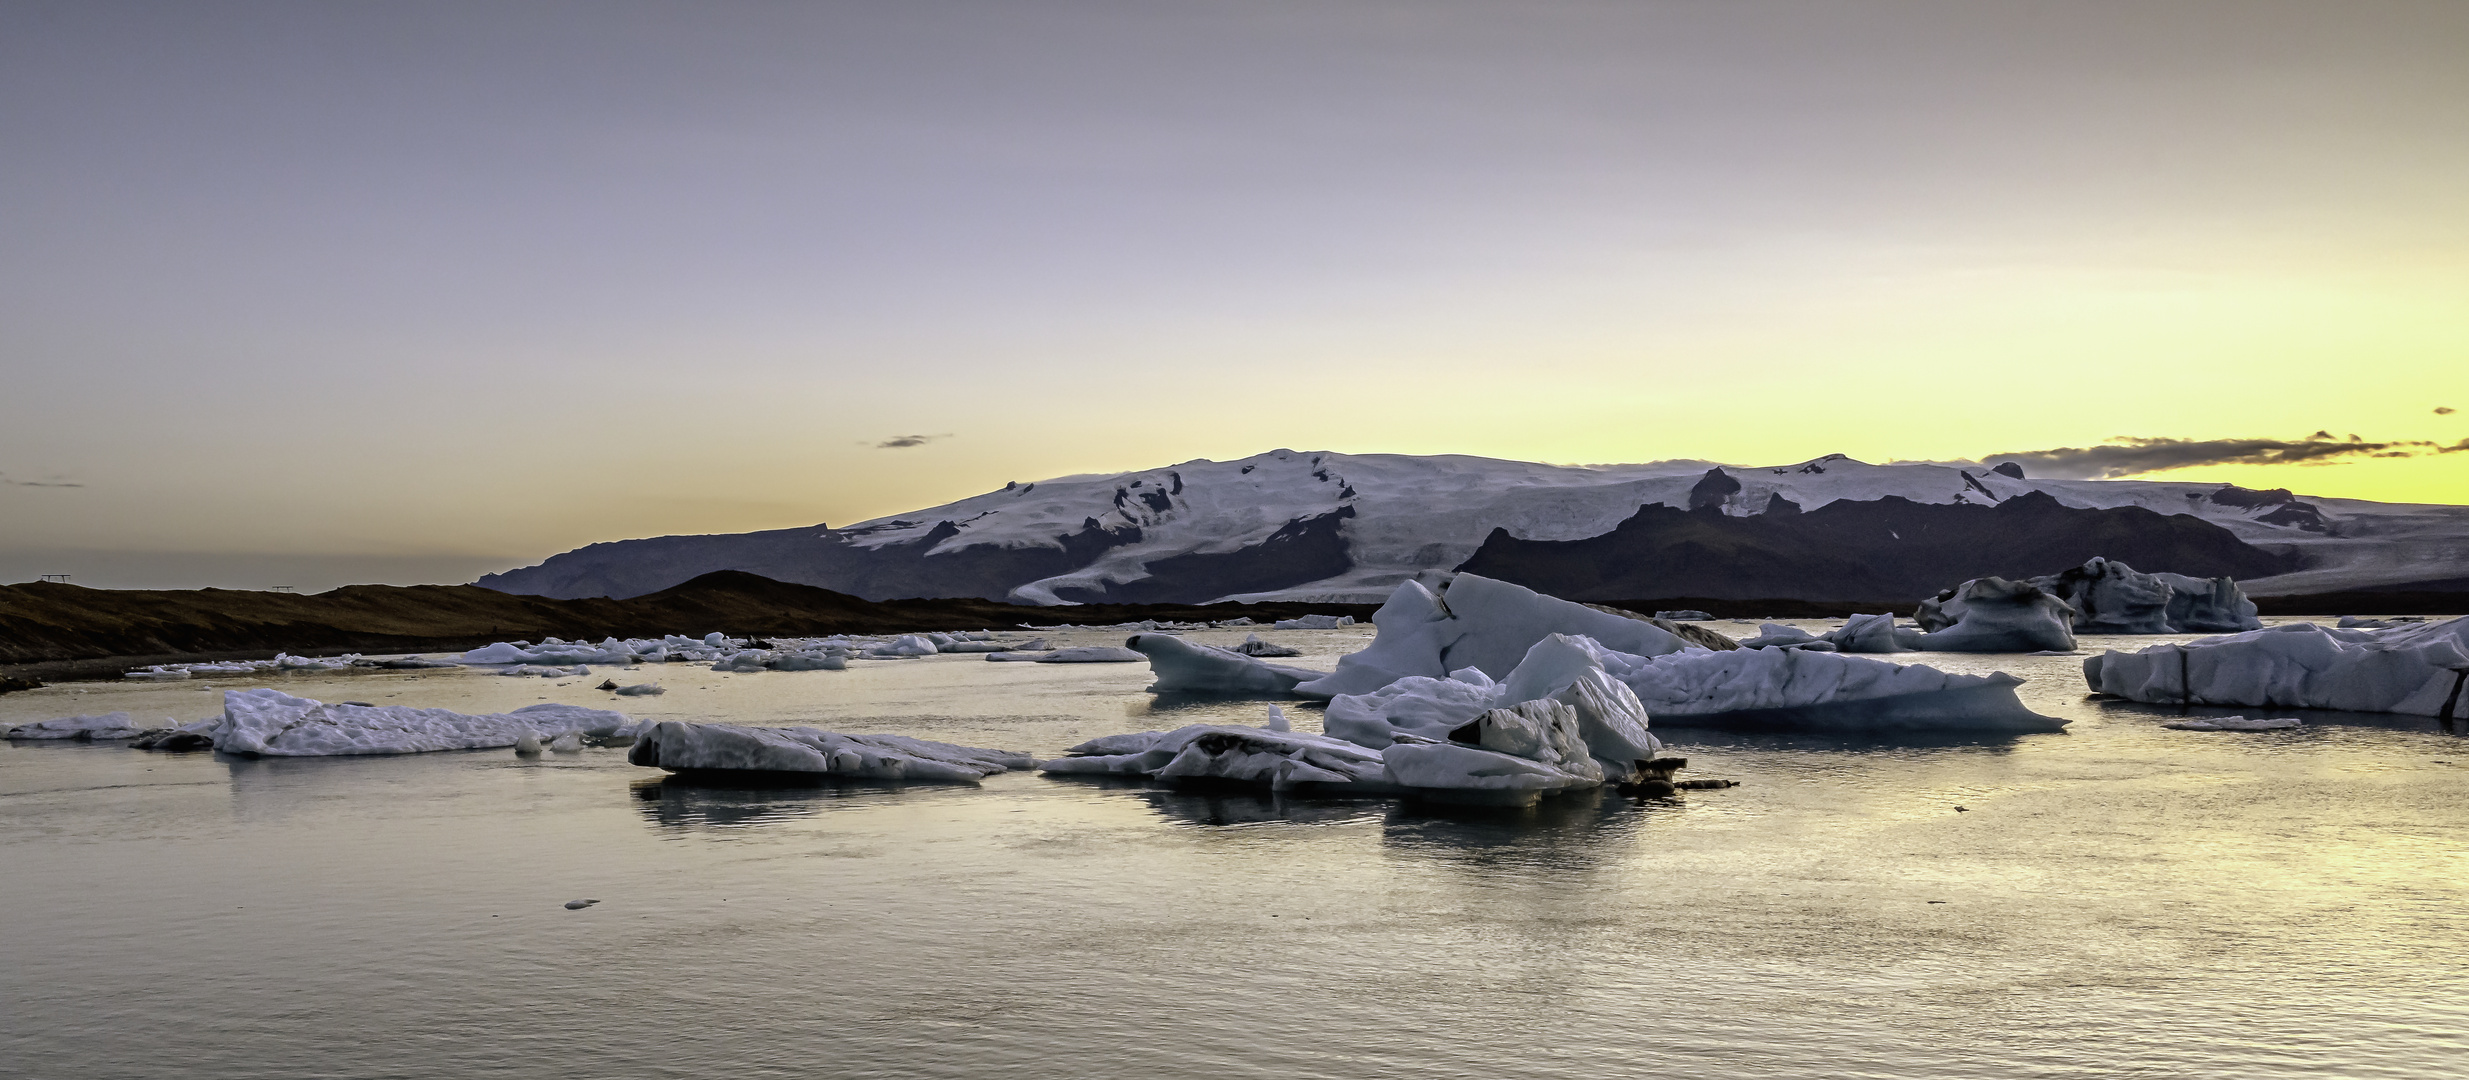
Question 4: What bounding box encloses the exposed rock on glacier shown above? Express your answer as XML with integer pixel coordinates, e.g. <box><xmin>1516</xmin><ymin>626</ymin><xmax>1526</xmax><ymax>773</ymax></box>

<box><xmin>1125</xmin><ymin>633</ymin><xmax>1324</xmax><ymax>695</ymax></box>
<box><xmin>1920</xmin><ymin>558</ymin><xmax>2260</xmax><ymax>637</ymax></box>
<box><xmin>1910</xmin><ymin>577</ymin><xmax>2077</xmax><ymax>653</ymax></box>
<box><xmin>1292</xmin><ymin>574</ymin><xmax>1689</xmax><ymax>699</ymax></box>
<box><xmin>2084</xmin><ymin>616</ymin><xmax>2469</xmax><ymax>717</ymax></box>
<box><xmin>629</xmin><ymin>722</ymin><xmax>1031</xmax><ymax>783</ymax></box>
<box><xmin>7</xmin><ymin>712</ymin><xmax>147</xmax><ymax>740</ymax></box>
<box><xmin>171</xmin><ymin>689</ymin><xmax>638</xmax><ymax>757</ymax></box>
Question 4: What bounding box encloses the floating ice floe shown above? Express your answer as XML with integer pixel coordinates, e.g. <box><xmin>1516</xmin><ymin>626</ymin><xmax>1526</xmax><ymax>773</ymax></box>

<box><xmin>611</xmin><ymin>683</ymin><xmax>666</xmax><ymax>696</ymax></box>
<box><xmin>1271</xmin><ymin>614</ymin><xmax>1357</xmax><ymax>630</ymax></box>
<box><xmin>1920</xmin><ymin>558</ymin><xmax>2260</xmax><ymax>637</ymax></box>
<box><xmin>1043</xmin><ymin>646</ymin><xmax>1678</xmax><ymax>801</ymax></box>
<box><xmin>6</xmin><ymin>712</ymin><xmax>149</xmax><ymax>740</ymax></box>
<box><xmin>1909</xmin><ymin>577</ymin><xmax>2078</xmax><ymax>653</ymax></box>
<box><xmin>153</xmin><ymin>689</ymin><xmax>641</xmax><ymax>757</ymax></box>
<box><xmin>1732</xmin><ymin>624</ymin><xmax>1837</xmax><ymax>651</ymax></box>
<box><xmin>1022</xmin><ymin>646</ymin><xmax>1146</xmax><ymax>663</ymax></box>
<box><xmin>1125</xmin><ymin>633</ymin><xmax>1324</xmax><ymax>694</ymax></box>
<box><xmin>1330</xmin><ymin>631</ymin><xmax>2060</xmax><ymax>736</ymax></box>
<box><xmin>1230</xmin><ymin>633</ymin><xmax>1302</xmax><ymax>657</ymax></box>
<box><xmin>628</xmin><ymin>721</ymin><xmax>1031</xmax><ymax>783</ymax></box>
<box><xmin>1291</xmin><ymin>574</ymin><xmax>1691</xmax><ymax>699</ymax></box>
<box><xmin>2084</xmin><ymin>616</ymin><xmax>2469</xmax><ymax>718</ymax></box>
<box><xmin>2164</xmin><ymin>716</ymin><xmax>2303</xmax><ymax>731</ymax></box>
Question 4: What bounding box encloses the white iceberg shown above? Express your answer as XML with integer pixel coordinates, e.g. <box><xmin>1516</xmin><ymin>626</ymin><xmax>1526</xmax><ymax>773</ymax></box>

<box><xmin>7</xmin><ymin>711</ymin><xmax>149</xmax><ymax>740</ymax></box>
<box><xmin>1271</xmin><ymin>614</ymin><xmax>1357</xmax><ymax>630</ymax></box>
<box><xmin>1824</xmin><ymin>612</ymin><xmax>1923</xmax><ymax>654</ymax></box>
<box><xmin>1920</xmin><ymin>558</ymin><xmax>2261</xmax><ymax>637</ymax></box>
<box><xmin>1292</xmin><ymin>574</ymin><xmax>1690</xmax><ymax>699</ymax></box>
<box><xmin>2084</xmin><ymin>616</ymin><xmax>2469</xmax><ymax>717</ymax></box>
<box><xmin>1039</xmin><ymin>721</ymin><xmax>1393</xmax><ymax>792</ymax></box>
<box><xmin>1734</xmin><ymin>623</ymin><xmax>1835</xmax><ymax>651</ymax></box>
<box><xmin>629</xmin><ymin>722</ymin><xmax>1031</xmax><ymax>783</ymax></box>
<box><xmin>1035</xmin><ymin>646</ymin><xmax>1145</xmax><ymax>663</ymax></box>
<box><xmin>1329</xmin><ymin>632</ymin><xmax>2059</xmax><ymax>737</ymax></box>
<box><xmin>1125</xmin><ymin>633</ymin><xmax>1324</xmax><ymax>694</ymax></box>
<box><xmin>176</xmin><ymin>689</ymin><xmax>638</xmax><ymax>757</ymax></box>
<box><xmin>1911</xmin><ymin>577</ymin><xmax>2077</xmax><ymax>653</ymax></box>
<box><xmin>1230</xmin><ymin>633</ymin><xmax>1302</xmax><ymax>657</ymax></box>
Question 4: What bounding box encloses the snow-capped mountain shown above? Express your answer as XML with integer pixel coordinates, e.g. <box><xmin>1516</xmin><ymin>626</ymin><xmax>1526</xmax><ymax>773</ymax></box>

<box><xmin>476</xmin><ymin>450</ymin><xmax>2469</xmax><ymax>604</ymax></box>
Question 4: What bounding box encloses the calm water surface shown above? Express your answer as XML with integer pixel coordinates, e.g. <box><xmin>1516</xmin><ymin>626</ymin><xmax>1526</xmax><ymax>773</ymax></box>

<box><xmin>4</xmin><ymin>623</ymin><xmax>2465</xmax><ymax>1079</ymax></box>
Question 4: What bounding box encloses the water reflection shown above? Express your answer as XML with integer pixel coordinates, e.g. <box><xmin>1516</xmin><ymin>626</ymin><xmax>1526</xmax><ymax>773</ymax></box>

<box><xmin>629</xmin><ymin>776</ymin><xmax>918</xmax><ymax>831</ymax></box>
<box><xmin>2087</xmin><ymin>696</ymin><xmax>2468</xmax><ymax>736</ymax></box>
<box><xmin>1132</xmin><ymin>786</ymin><xmax>1385</xmax><ymax>828</ymax></box>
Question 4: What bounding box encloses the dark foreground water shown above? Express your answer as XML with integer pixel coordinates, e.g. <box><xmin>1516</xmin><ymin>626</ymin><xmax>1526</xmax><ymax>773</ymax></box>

<box><xmin>4</xmin><ymin>625</ymin><xmax>2466</xmax><ymax>1079</ymax></box>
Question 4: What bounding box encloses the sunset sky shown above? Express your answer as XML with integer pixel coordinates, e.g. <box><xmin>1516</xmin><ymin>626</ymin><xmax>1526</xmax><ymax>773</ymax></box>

<box><xmin>3</xmin><ymin>1</ymin><xmax>2464</xmax><ymax>588</ymax></box>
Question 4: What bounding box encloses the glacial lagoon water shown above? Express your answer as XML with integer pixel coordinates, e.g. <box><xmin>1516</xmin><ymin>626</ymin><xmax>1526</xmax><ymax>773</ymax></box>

<box><xmin>4</xmin><ymin>622</ymin><xmax>2466</xmax><ymax>1079</ymax></box>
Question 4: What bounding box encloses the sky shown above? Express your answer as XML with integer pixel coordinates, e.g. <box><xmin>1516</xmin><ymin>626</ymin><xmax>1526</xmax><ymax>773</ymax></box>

<box><xmin>2</xmin><ymin>0</ymin><xmax>2464</xmax><ymax>590</ymax></box>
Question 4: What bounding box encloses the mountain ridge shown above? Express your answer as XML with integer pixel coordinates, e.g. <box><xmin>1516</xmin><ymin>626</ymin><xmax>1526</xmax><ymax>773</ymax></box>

<box><xmin>476</xmin><ymin>450</ymin><xmax>2469</xmax><ymax>605</ymax></box>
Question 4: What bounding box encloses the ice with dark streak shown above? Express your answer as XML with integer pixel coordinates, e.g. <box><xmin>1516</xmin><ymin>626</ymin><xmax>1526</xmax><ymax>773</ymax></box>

<box><xmin>2085</xmin><ymin>616</ymin><xmax>2469</xmax><ymax>717</ymax></box>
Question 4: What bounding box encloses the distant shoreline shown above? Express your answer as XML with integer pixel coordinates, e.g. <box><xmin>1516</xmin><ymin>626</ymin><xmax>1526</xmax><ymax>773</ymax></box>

<box><xmin>2</xmin><ymin>570</ymin><xmax>2457</xmax><ymax>686</ymax></box>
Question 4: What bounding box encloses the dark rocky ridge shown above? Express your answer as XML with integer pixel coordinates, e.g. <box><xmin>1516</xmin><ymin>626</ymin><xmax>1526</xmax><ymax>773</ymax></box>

<box><xmin>0</xmin><ymin>571</ymin><xmax>1377</xmax><ymax>678</ymax></box>
<box><xmin>1451</xmin><ymin>491</ymin><xmax>2300</xmax><ymax>604</ymax></box>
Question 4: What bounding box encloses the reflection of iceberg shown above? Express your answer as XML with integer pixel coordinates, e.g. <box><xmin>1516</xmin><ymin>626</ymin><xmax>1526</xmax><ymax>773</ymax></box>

<box><xmin>2085</xmin><ymin>616</ymin><xmax>2469</xmax><ymax>717</ymax></box>
<box><xmin>629</xmin><ymin>721</ymin><xmax>1032</xmax><ymax>784</ymax></box>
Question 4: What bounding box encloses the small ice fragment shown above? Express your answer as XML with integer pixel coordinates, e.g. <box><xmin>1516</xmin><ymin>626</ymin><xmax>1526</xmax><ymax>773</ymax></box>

<box><xmin>563</xmin><ymin>899</ymin><xmax>599</xmax><ymax>910</ymax></box>
<box><xmin>514</xmin><ymin>734</ymin><xmax>544</xmax><ymax>755</ymax></box>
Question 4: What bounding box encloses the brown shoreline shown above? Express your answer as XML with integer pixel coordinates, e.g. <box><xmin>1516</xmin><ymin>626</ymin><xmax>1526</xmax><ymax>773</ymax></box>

<box><xmin>3</xmin><ymin>571</ymin><xmax>2458</xmax><ymax>687</ymax></box>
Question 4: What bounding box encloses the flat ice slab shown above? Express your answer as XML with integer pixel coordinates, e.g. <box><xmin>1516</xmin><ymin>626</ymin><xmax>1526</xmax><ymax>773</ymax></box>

<box><xmin>175</xmin><ymin>689</ymin><xmax>639</xmax><ymax>757</ymax></box>
<box><xmin>6</xmin><ymin>712</ymin><xmax>148</xmax><ymax>740</ymax></box>
<box><xmin>2084</xmin><ymin>616</ymin><xmax>2469</xmax><ymax>717</ymax></box>
<box><xmin>1126</xmin><ymin>633</ymin><xmax>1323</xmax><ymax>694</ymax></box>
<box><xmin>629</xmin><ymin>721</ymin><xmax>1031</xmax><ymax>784</ymax></box>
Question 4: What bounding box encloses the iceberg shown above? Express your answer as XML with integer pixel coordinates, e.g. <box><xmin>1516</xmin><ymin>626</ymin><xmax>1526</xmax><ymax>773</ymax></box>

<box><xmin>2083</xmin><ymin>616</ymin><xmax>2469</xmax><ymax>717</ymax></box>
<box><xmin>7</xmin><ymin>711</ymin><xmax>148</xmax><ymax>740</ymax></box>
<box><xmin>1035</xmin><ymin>646</ymin><xmax>1145</xmax><ymax>663</ymax></box>
<box><xmin>629</xmin><ymin>722</ymin><xmax>1031</xmax><ymax>784</ymax></box>
<box><xmin>1734</xmin><ymin>623</ymin><xmax>1835</xmax><ymax>651</ymax></box>
<box><xmin>1824</xmin><ymin>612</ymin><xmax>1923</xmax><ymax>654</ymax></box>
<box><xmin>1230</xmin><ymin>633</ymin><xmax>1302</xmax><ymax>657</ymax></box>
<box><xmin>1328</xmin><ymin>631</ymin><xmax>2060</xmax><ymax>737</ymax></box>
<box><xmin>1125</xmin><ymin>633</ymin><xmax>1324</xmax><ymax>695</ymax></box>
<box><xmin>1046</xmin><ymin>649</ymin><xmax>1682</xmax><ymax>803</ymax></box>
<box><xmin>1271</xmin><ymin>614</ymin><xmax>1357</xmax><ymax>630</ymax></box>
<box><xmin>1911</xmin><ymin>577</ymin><xmax>2077</xmax><ymax>653</ymax></box>
<box><xmin>1293</xmin><ymin>574</ymin><xmax>1690</xmax><ymax>699</ymax></box>
<box><xmin>1918</xmin><ymin>558</ymin><xmax>2261</xmax><ymax>636</ymax></box>
<box><xmin>169</xmin><ymin>689</ymin><xmax>638</xmax><ymax>757</ymax></box>
<box><xmin>1039</xmin><ymin>721</ymin><xmax>1393</xmax><ymax>792</ymax></box>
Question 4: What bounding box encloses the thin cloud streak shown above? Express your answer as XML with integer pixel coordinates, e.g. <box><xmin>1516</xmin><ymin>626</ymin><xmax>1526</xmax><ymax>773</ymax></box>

<box><xmin>1919</xmin><ymin>434</ymin><xmax>2469</xmax><ymax>480</ymax></box>
<box><xmin>0</xmin><ymin>472</ymin><xmax>85</xmax><ymax>488</ymax></box>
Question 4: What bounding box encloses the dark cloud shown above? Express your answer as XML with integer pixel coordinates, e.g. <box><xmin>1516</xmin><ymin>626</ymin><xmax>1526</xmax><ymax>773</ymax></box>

<box><xmin>2439</xmin><ymin>406</ymin><xmax>2457</xmax><ymax>415</ymax></box>
<box><xmin>873</xmin><ymin>434</ymin><xmax>947</xmax><ymax>449</ymax></box>
<box><xmin>1924</xmin><ymin>434</ymin><xmax>2468</xmax><ymax>480</ymax></box>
